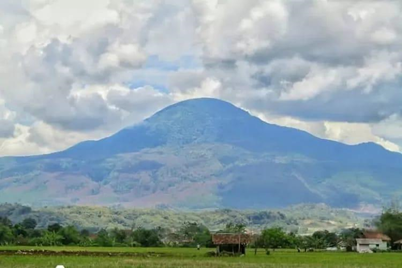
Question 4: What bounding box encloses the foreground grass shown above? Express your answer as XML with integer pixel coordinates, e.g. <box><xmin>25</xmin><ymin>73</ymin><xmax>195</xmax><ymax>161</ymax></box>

<box><xmin>0</xmin><ymin>247</ymin><xmax>401</xmax><ymax>268</ymax></box>
<box><xmin>0</xmin><ymin>246</ymin><xmax>210</xmax><ymax>255</ymax></box>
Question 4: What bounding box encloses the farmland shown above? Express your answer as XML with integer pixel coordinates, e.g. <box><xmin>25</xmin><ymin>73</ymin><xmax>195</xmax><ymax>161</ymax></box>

<box><xmin>0</xmin><ymin>247</ymin><xmax>401</xmax><ymax>268</ymax></box>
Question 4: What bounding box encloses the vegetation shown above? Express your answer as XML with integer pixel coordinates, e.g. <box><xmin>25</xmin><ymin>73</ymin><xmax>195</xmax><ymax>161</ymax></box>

<box><xmin>0</xmin><ymin>203</ymin><xmax>364</xmax><ymax>235</ymax></box>
<box><xmin>1</xmin><ymin>248</ymin><xmax>402</xmax><ymax>268</ymax></box>
<box><xmin>376</xmin><ymin>200</ymin><xmax>402</xmax><ymax>247</ymax></box>
<box><xmin>1</xmin><ymin>206</ymin><xmax>402</xmax><ymax>267</ymax></box>
<box><xmin>259</xmin><ymin>227</ymin><xmax>291</xmax><ymax>251</ymax></box>
<box><xmin>0</xmin><ymin>215</ymin><xmax>365</xmax><ymax>252</ymax></box>
<box><xmin>0</xmin><ymin>216</ymin><xmax>163</xmax><ymax>247</ymax></box>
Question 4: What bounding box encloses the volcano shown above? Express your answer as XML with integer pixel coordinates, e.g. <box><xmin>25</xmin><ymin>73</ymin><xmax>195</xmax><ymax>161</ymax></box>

<box><xmin>0</xmin><ymin>98</ymin><xmax>401</xmax><ymax>209</ymax></box>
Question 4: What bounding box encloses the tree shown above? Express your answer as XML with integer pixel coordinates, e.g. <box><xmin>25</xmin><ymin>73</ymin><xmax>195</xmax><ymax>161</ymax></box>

<box><xmin>132</xmin><ymin>228</ymin><xmax>161</xmax><ymax>247</ymax></box>
<box><xmin>294</xmin><ymin>236</ymin><xmax>308</xmax><ymax>252</ymax></box>
<box><xmin>0</xmin><ymin>217</ymin><xmax>12</xmax><ymax>227</ymax></box>
<box><xmin>58</xmin><ymin>225</ymin><xmax>80</xmax><ymax>245</ymax></box>
<box><xmin>180</xmin><ymin>222</ymin><xmax>212</xmax><ymax>247</ymax></box>
<box><xmin>286</xmin><ymin>232</ymin><xmax>298</xmax><ymax>249</ymax></box>
<box><xmin>21</xmin><ymin>218</ymin><xmax>37</xmax><ymax>230</ymax></box>
<box><xmin>30</xmin><ymin>229</ymin><xmax>43</xmax><ymax>238</ymax></box>
<box><xmin>339</xmin><ymin>228</ymin><xmax>363</xmax><ymax>251</ymax></box>
<box><xmin>376</xmin><ymin>209</ymin><xmax>402</xmax><ymax>243</ymax></box>
<box><xmin>260</xmin><ymin>227</ymin><xmax>289</xmax><ymax>251</ymax></box>
<box><xmin>312</xmin><ymin>230</ymin><xmax>338</xmax><ymax>248</ymax></box>
<box><xmin>38</xmin><ymin>231</ymin><xmax>63</xmax><ymax>246</ymax></box>
<box><xmin>0</xmin><ymin>224</ymin><xmax>13</xmax><ymax>245</ymax></box>
<box><xmin>111</xmin><ymin>228</ymin><xmax>128</xmax><ymax>244</ymax></box>
<box><xmin>95</xmin><ymin>229</ymin><xmax>113</xmax><ymax>247</ymax></box>
<box><xmin>222</xmin><ymin>223</ymin><xmax>246</xmax><ymax>234</ymax></box>
<box><xmin>80</xmin><ymin>229</ymin><xmax>90</xmax><ymax>237</ymax></box>
<box><xmin>194</xmin><ymin>228</ymin><xmax>213</xmax><ymax>247</ymax></box>
<box><xmin>13</xmin><ymin>223</ymin><xmax>28</xmax><ymax>238</ymax></box>
<box><xmin>253</xmin><ymin>235</ymin><xmax>266</xmax><ymax>255</ymax></box>
<box><xmin>48</xmin><ymin>223</ymin><xmax>63</xmax><ymax>233</ymax></box>
<box><xmin>306</xmin><ymin>235</ymin><xmax>326</xmax><ymax>249</ymax></box>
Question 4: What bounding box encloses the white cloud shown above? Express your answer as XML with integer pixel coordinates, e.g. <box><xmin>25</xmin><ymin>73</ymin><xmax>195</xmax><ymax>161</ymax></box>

<box><xmin>279</xmin><ymin>67</ymin><xmax>339</xmax><ymax>101</ymax></box>
<box><xmin>346</xmin><ymin>51</ymin><xmax>402</xmax><ymax>93</ymax></box>
<box><xmin>98</xmin><ymin>42</ymin><xmax>146</xmax><ymax>71</ymax></box>
<box><xmin>0</xmin><ymin>83</ymin><xmax>173</xmax><ymax>156</ymax></box>
<box><xmin>193</xmin><ymin>0</ymin><xmax>288</xmax><ymax>60</ymax></box>
<box><xmin>31</xmin><ymin>0</ymin><xmax>119</xmax><ymax>33</ymax></box>
<box><xmin>0</xmin><ymin>0</ymin><xmax>402</xmax><ymax>155</ymax></box>
<box><xmin>173</xmin><ymin>77</ymin><xmax>222</xmax><ymax>101</ymax></box>
<box><xmin>323</xmin><ymin>121</ymin><xmax>400</xmax><ymax>152</ymax></box>
<box><xmin>255</xmin><ymin>111</ymin><xmax>400</xmax><ymax>153</ymax></box>
<box><xmin>371</xmin><ymin>27</ymin><xmax>397</xmax><ymax>45</ymax></box>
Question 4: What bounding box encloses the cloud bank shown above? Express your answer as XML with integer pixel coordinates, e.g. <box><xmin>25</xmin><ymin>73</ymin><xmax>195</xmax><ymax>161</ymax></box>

<box><xmin>0</xmin><ymin>0</ymin><xmax>401</xmax><ymax>156</ymax></box>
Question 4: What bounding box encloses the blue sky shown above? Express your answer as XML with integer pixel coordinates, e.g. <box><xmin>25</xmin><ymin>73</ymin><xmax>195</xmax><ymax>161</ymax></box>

<box><xmin>0</xmin><ymin>0</ymin><xmax>401</xmax><ymax>156</ymax></box>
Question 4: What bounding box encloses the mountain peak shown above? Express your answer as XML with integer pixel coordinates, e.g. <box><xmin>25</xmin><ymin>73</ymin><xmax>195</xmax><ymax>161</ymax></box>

<box><xmin>141</xmin><ymin>98</ymin><xmax>252</xmax><ymax>147</ymax></box>
<box><xmin>148</xmin><ymin>98</ymin><xmax>250</xmax><ymax>123</ymax></box>
<box><xmin>161</xmin><ymin>97</ymin><xmax>237</xmax><ymax>109</ymax></box>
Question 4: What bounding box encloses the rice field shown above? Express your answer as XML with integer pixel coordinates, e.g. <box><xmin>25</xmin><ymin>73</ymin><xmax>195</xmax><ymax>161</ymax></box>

<box><xmin>0</xmin><ymin>246</ymin><xmax>400</xmax><ymax>268</ymax></box>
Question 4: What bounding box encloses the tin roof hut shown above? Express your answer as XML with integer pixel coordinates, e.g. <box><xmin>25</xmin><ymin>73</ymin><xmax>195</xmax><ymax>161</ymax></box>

<box><xmin>363</xmin><ymin>231</ymin><xmax>391</xmax><ymax>241</ymax></box>
<box><xmin>212</xmin><ymin>233</ymin><xmax>253</xmax><ymax>255</ymax></box>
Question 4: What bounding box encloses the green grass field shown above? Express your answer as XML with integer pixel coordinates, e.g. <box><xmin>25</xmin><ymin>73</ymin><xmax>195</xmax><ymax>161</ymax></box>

<box><xmin>0</xmin><ymin>247</ymin><xmax>401</xmax><ymax>268</ymax></box>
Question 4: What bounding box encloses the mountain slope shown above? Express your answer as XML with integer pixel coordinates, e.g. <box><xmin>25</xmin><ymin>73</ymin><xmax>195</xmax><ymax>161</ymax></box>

<box><xmin>0</xmin><ymin>98</ymin><xmax>401</xmax><ymax>209</ymax></box>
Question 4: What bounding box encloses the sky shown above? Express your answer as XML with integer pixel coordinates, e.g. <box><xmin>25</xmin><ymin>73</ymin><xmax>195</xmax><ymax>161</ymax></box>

<box><xmin>0</xmin><ymin>0</ymin><xmax>402</xmax><ymax>156</ymax></box>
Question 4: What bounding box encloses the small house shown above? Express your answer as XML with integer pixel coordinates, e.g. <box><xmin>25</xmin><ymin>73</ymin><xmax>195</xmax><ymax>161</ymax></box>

<box><xmin>212</xmin><ymin>233</ymin><xmax>252</xmax><ymax>255</ymax></box>
<box><xmin>394</xmin><ymin>239</ymin><xmax>402</xmax><ymax>250</ymax></box>
<box><xmin>356</xmin><ymin>231</ymin><xmax>390</xmax><ymax>253</ymax></box>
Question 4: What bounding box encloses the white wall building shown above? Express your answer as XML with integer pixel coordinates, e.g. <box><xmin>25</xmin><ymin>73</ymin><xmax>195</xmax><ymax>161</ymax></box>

<box><xmin>356</xmin><ymin>238</ymin><xmax>387</xmax><ymax>253</ymax></box>
<box><xmin>356</xmin><ymin>231</ymin><xmax>391</xmax><ymax>253</ymax></box>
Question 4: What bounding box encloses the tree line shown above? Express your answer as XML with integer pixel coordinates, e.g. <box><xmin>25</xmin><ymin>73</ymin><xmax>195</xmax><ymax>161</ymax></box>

<box><xmin>0</xmin><ymin>217</ymin><xmax>359</xmax><ymax>250</ymax></box>
<box><xmin>255</xmin><ymin>227</ymin><xmax>363</xmax><ymax>253</ymax></box>
<box><xmin>0</xmin><ymin>206</ymin><xmax>401</xmax><ymax>250</ymax></box>
<box><xmin>0</xmin><ymin>217</ymin><xmax>163</xmax><ymax>247</ymax></box>
<box><xmin>254</xmin><ymin>205</ymin><xmax>402</xmax><ymax>252</ymax></box>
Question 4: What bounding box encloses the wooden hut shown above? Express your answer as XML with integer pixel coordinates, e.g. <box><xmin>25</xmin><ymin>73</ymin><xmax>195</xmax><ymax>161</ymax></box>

<box><xmin>212</xmin><ymin>233</ymin><xmax>252</xmax><ymax>255</ymax></box>
<box><xmin>394</xmin><ymin>239</ymin><xmax>402</xmax><ymax>250</ymax></box>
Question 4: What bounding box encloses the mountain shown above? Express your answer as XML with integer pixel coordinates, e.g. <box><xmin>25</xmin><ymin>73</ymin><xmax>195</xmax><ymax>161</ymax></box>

<box><xmin>0</xmin><ymin>98</ymin><xmax>401</xmax><ymax>209</ymax></box>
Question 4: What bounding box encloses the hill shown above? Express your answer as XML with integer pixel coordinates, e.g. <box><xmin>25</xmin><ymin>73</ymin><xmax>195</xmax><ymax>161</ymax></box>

<box><xmin>0</xmin><ymin>203</ymin><xmax>365</xmax><ymax>234</ymax></box>
<box><xmin>0</xmin><ymin>98</ymin><xmax>401</xmax><ymax>209</ymax></box>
